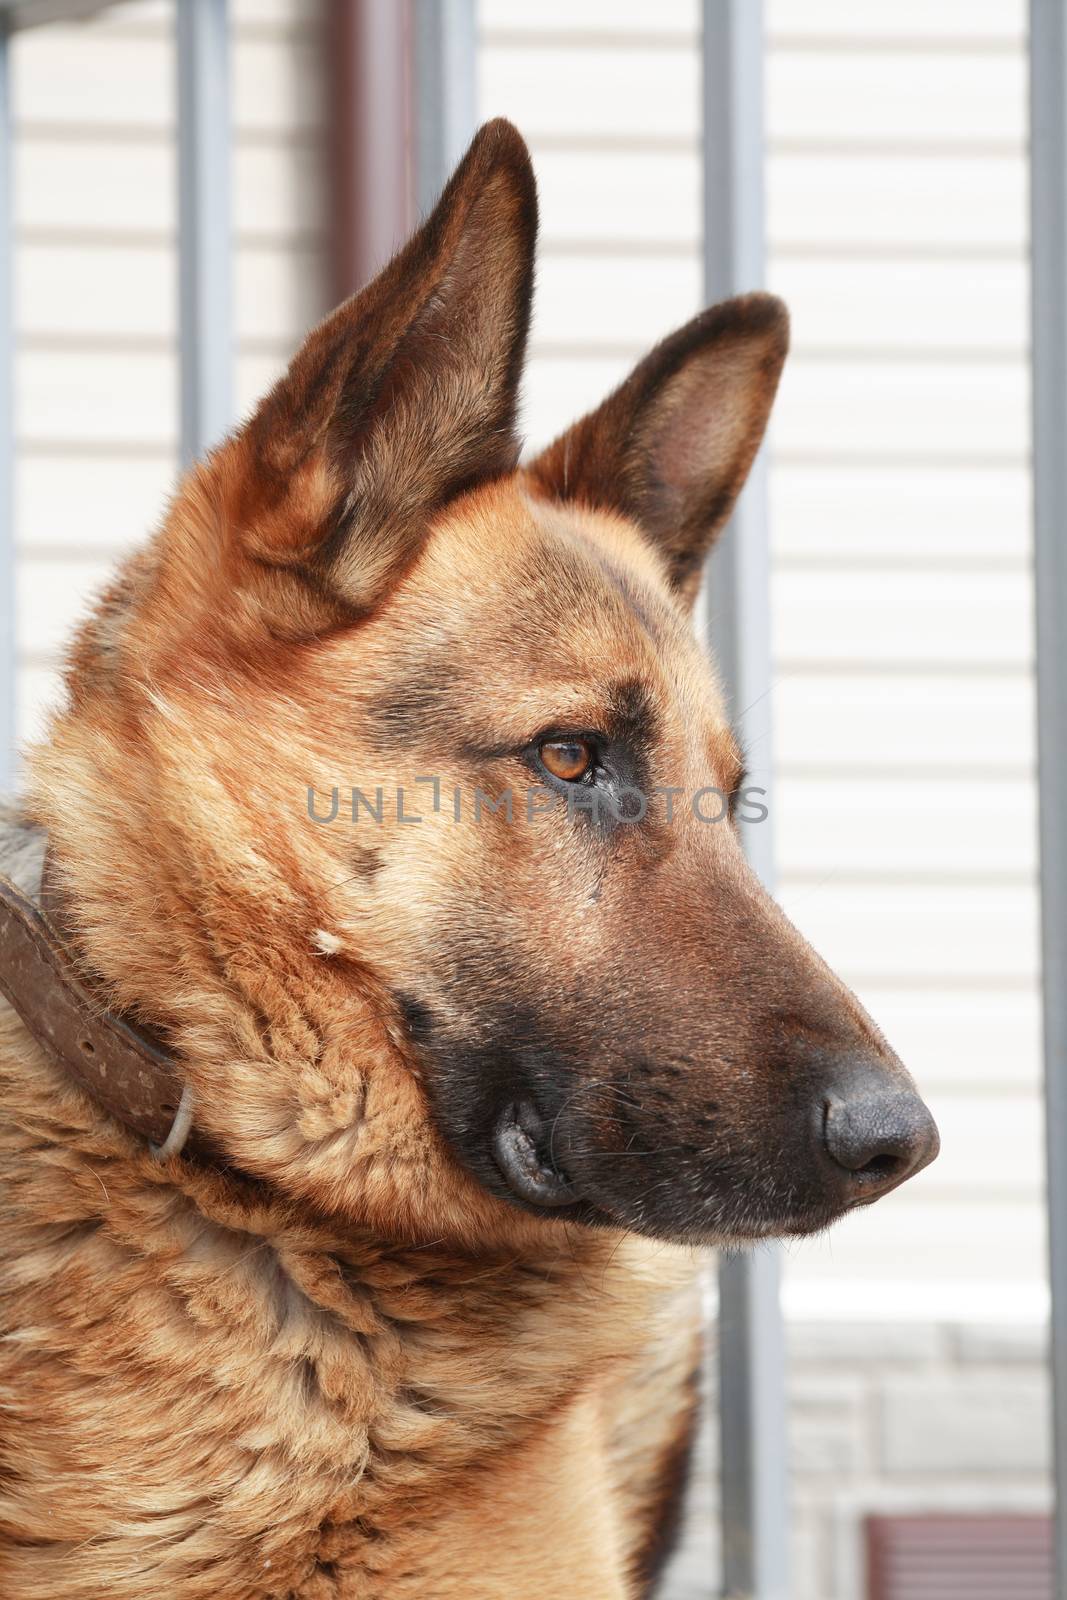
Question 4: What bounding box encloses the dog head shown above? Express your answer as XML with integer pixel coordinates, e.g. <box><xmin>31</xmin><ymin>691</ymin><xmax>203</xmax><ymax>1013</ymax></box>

<box><xmin>33</xmin><ymin>121</ymin><xmax>937</xmax><ymax>1249</ymax></box>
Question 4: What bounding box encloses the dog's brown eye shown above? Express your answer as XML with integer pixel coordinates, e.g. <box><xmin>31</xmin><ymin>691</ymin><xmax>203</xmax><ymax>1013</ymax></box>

<box><xmin>539</xmin><ymin>738</ymin><xmax>594</xmax><ymax>783</ymax></box>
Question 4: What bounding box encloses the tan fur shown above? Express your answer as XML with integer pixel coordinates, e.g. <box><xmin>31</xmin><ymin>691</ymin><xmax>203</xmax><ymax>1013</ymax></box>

<box><xmin>0</xmin><ymin>121</ymin><xmax>932</xmax><ymax>1596</ymax></box>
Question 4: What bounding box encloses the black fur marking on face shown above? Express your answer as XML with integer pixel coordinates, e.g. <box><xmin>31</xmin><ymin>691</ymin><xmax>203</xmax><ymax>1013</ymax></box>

<box><xmin>395</xmin><ymin>992</ymin><xmax>438</xmax><ymax>1048</ymax></box>
<box><xmin>584</xmin><ymin>546</ymin><xmax>668</xmax><ymax>642</ymax></box>
<box><xmin>605</xmin><ymin>677</ymin><xmax>658</xmax><ymax>758</ymax></box>
<box><xmin>520</xmin><ymin>718</ymin><xmax>655</xmax><ymax>842</ymax></box>
<box><xmin>566</xmin><ymin>678</ymin><xmax>658</xmax><ymax>839</ymax></box>
<box><xmin>367</xmin><ymin>656</ymin><xmax>461</xmax><ymax>751</ymax></box>
<box><xmin>393</xmin><ymin>990</ymin><xmax>606</xmax><ymax>1224</ymax></box>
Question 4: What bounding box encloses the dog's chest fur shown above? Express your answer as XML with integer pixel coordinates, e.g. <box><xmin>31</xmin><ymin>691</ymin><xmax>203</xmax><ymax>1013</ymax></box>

<box><xmin>0</xmin><ymin>1001</ymin><xmax>699</xmax><ymax>1599</ymax></box>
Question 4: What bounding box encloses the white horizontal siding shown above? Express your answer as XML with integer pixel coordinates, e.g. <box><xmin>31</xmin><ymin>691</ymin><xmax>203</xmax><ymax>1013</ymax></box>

<box><xmin>480</xmin><ymin>1</ymin><xmax>1026</xmax><ymax>47</ymax></box>
<box><xmin>480</xmin><ymin>0</ymin><xmax>699</xmax><ymax>35</ymax></box>
<box><xmin>766</xmin><ymin>0</ymin><xmax>1025</xmax><ymax>44</ymax></box>
<box><xmin>15</xmin><ymin>349</ymin><xmax>289</xmax><ymax>446</ymax></box>
<box><xmin>771</xmin><ymin>570</ymin><xmax>1032</xmax><ymax>667</ymax></box>
<box><xmin>18</xmin><ymin>241</ymin><xmax>326</xmax><ymax>343</ymax></box>
<box><xmin>526</xmin><ymin>254</ymin><xmax>1030</xmax><ymax>357</ymax></box>
<box><xmin>94</xmin><ymin>1</ymin><xmax>320</xmax><ymax>26</ymax></box>
<box><xmin>778</xmin><ymin>882</ymin><xmax>1037</xmax><ymax>985</ymax></box>
<box><xmin>13</xmin><ymin>28</ymin><xmax>324</xmax><ymax>136</ymax></box>
<box><xmin>770</xmin><ymin>258</ymin><xmax>1027</xmax><ymax>352</ymax></box>
<box><xmin>16</xmin><ymin>138</ymin><xmax>327</xmax><ymax>239</ymax></box>
<box><xmin>775</xmin><ymin>359</ymin><xmax>1029</xmax><ymax>460</ymax></box>
<box><xmin>773</xmin><ymin>673</ymin><xmax>1034</xmax><ymax>774</ymax></box>
<box><xmin>16</xmin><ymin>453</ymin><xmax>174</xmax><ymax>555</ymax></box>
<box><xmin>767</xmin><ymin>49</ymin><xmax>1025</xmax><ymax>146</ymax></box>
<box><xmin>768</xmin><ymin>153</ymin><xmax>1027</xmax><ymax>252</ymax></box>
<box><xmin>785</xmin><ymin>1198</ymin><xmax>1045</xmax><ymax>1290</ymax></box>
<box><xmin>906</xmin><ymin>1090</ymin><xmax>1041</xmax><ymax>1197</ymax></box>
<box><xmin>480</xmin><ymin>43</ymin><xmax>699</xmax><ymax>139</ymax></box>
<box><xmin>528</xmin><ymin>252</ymin><xmax>702</xmax><ymax>351</ymax></box>
<box><xmin>529</xmin><ymin>148</ymin><xmax>700</xmax><ymax>242</ymax></box>
<box><xmin>774</xmin><ymin>776</ymin><xmax>1036</xmax><ymax>878</ymax></box>
<box><xmin>770</xmin><ymin>465</ymin><xmax>1031</xmax><ymax>561</ymax></box>
<box><xmin>17</xmin><ymin>348</ymin><xmax>177</xmax><ymax>445</ymax></box>
<box><xmin>19</xmin><ymin>554</ymin><xmax>128</xmax><ymax>659</ymax></box>
<box><xmin>862</xmin><ymin>986</ymin><xmax>1041</xmax><ymax>1092</ymax></box>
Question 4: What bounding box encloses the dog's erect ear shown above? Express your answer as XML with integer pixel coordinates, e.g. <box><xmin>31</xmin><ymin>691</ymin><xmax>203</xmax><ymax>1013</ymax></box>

<box><xmin>221</xmin><ymin>118</ymin><xmax>536</xmax><ymax>625</ymax></box>
<box><xmin>524</xmin><ymin>293</ymin><xmax>788</xmax><ymax>604</ymax></box>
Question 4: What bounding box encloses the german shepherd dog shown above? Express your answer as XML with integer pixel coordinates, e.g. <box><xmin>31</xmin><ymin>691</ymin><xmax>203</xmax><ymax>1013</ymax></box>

<box><xmin>0</xmin><ymin>122</ymin><xmax>938</xmax><ymax>1598</ymax></box>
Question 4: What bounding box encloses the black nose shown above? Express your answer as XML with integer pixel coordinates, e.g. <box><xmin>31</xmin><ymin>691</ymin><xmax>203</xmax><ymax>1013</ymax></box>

<box><xmin>822</xmin><ymin>1076</ymin><xmax>939</xmax><ymax>1203</ymax></box>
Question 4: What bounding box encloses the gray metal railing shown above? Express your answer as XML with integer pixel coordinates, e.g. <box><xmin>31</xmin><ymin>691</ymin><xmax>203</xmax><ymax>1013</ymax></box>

<box><xmin>176</xmin><ymin>0</ymin><xmax>232</xmax><ymax>466</ymax></box>
<box><xmin>413</xmin><ymin>0</ymin><xmax>478</xmax><ymax>219</ymax></box>
<box><xmin>1030</xmin><ymin>4</ymin><xmax>1067</xmax><ymax>1596</ymax></box>
<box><xmin>703</xmin><ymin>4</ymin><xmax>789</xmax><ymax>1595</ymax></box>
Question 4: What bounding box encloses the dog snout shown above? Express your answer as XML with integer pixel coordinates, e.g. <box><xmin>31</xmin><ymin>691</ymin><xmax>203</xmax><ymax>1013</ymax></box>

<box><xmin>819</xmin><ymin>1066</ymin><xmax>940</xmax><ymax>1205</ymax></box>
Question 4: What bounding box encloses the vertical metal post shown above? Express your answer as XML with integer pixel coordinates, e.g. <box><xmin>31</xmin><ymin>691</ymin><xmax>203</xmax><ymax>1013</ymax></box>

<box><xmin>411</xmin><ymin>0</ymin><xmax>477</xmax><ymax>217</ymax></box>
<box><xmin>0</xmin><ymin>14</ymin><xmax>12</xmax><ymax>790</ymax></box>
<box><xmin>176</xmin><ymin>0</ymin><xmax>232</xmax><ymax>466</ymax></box>
<box><xmin>328</xmin><ymin>0</ymin><xmax>413</xmax><ymax>302</ymax></box>
<box><xmin>702</xmin><ymin>3</ymin><xmax>790</xmax><ymax>1597</ymax></box>
<box><xmin>327</xmin><ymin>1</ymin><xmax>476</xmax><ymax>304</ymax></box>
<box><xmin>1029</xmin><ymin>4</ymin><xmax>1067</xmax><ymax>1595</ymax></box>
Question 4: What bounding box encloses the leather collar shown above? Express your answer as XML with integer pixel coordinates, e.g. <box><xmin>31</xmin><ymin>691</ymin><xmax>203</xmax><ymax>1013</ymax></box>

<box><xmin>0</xmin><ymin>841</ymin><xmax>205</xmax><ymax>1160</ymax></box>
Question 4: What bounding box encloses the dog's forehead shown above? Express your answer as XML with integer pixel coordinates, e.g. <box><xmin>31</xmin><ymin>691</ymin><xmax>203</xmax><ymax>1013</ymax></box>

<box><xmin>363</xmin><ymin>478</ymin><xmax>734</xmax><ymax>754</ymax></box>
<box><xmin>415</xmin><ymin>479</ymin><xmax>687</xmax><ymax>646</ymax></box>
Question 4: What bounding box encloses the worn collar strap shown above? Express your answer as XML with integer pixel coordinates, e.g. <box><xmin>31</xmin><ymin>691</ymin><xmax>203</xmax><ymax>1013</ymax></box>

<box><xmin>0</xmin><ymin>846</ymin><xmax>203</xmax><ymax>1160</ymax></box>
